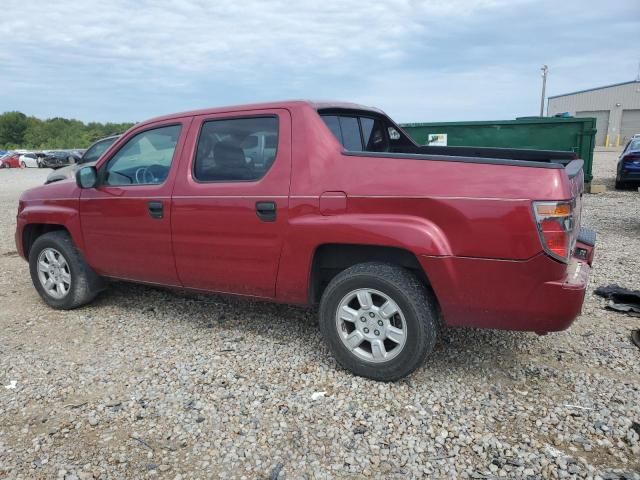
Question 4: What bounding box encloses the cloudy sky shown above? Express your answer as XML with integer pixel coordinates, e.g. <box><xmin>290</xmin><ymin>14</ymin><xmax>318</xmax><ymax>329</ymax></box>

<box><xmin>1</xmin><ymin>0</ymin><xmax>638</xmax><ymax>123</ymax></box>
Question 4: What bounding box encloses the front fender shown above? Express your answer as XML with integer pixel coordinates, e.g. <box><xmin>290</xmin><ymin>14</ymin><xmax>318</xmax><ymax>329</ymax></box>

<box><xmin>16</xmin><ymin>201</ymin><xmax>84</xmax><ymax>259</ymax></box>
<box><xmin>275</xmin><ymin>213</ymin><xmax>452</xmax><ymax>303</ymax></box>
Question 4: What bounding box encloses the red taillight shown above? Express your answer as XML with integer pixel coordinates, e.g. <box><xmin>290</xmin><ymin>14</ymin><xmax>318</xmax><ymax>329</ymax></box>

<box><xmin>539</xmin><ymin>219</ymin><xmax>569</xmax><ymax>258</ymax></box>
<box><xmin>533</xmin><ymin>201</ymin><xmax>574</xmax><ymax>262</ymax></box>
<box><xmin>623</xmin><ymin>153</ymin><xmax>640</xmax><ymax>162</ymax></box>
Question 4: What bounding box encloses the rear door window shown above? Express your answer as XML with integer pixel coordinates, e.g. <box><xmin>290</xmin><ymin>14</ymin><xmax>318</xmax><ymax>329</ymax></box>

<box><xmin>193</xmin><ymin>116</ymin><xmax>279</xmax><ymax>182</ymax></box>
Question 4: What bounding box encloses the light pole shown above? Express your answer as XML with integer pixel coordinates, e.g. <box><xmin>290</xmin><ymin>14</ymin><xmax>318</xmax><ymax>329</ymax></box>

<box><xmin>540</xmin><ymin>65</ymin><xmax>548</xmax><ymax>117</ymax></box>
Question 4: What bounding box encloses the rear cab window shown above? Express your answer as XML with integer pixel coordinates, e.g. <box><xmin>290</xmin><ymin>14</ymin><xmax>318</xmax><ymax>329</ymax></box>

<box><xmin>319</xmin><ymin>109</ymin><xmax>413</xmax><ymax>153</ymax></box>
<box><xmin>338</xmin><ymin>117</ymin><xmax>362</xmax><ymax>151</ymax></box>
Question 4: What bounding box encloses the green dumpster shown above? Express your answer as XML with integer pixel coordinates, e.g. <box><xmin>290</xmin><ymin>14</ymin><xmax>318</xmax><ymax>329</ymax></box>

<box><xmin>400</xmin><ymin>117</ymin><xmax>597</xmax><ymax>184</ymax></box>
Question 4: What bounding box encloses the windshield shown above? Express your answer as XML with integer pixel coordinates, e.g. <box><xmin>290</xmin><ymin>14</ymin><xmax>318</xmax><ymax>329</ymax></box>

<box><xmin>82</xmin><ymin>137</ymin><xmax>118</xmax><ymax>163</ymax></box>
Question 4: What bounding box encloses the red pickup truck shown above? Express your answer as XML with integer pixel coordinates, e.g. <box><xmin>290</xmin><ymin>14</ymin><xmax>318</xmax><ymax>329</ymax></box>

<box><xmin>15</xmin><ymin>101</ymin><xmax>596</xmax><ymax>381</ymax></box>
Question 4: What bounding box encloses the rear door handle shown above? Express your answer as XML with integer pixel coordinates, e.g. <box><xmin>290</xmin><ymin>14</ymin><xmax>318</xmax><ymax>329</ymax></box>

<box><xmin>255</xmin><ymin>201</ymin><xmax>276</xmax><ymax>222</ymax></box>
<box><xmin>148</xmin><ymin>201</ymin><xmax>164</xmax><ymax>219</ymax></box>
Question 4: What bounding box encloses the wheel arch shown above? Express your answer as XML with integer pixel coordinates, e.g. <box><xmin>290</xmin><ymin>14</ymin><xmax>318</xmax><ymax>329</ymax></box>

<box><xmin>18</xmin><ymin>199</ymin><xmax>85</xmax><ymax>260</ymax></box>
<box><xmin>275</xmin><ymin>213</ymin><xmax>452</xmax><ymax>304</ymax></box>
<box><xmin>22</xmin><ymin>224</ymin><xmax>71</xmax><ymax>259</ymax></box>
<box><xmin>308</xmin><ymin>243</ymin><xmax>436</xmax><ymax>306</ymax></box>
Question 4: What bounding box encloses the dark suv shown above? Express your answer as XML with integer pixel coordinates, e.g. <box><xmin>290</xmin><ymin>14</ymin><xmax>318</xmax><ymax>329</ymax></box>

<box><xmin>616</xmin><ymin>138</ymin><xmax>640</xmax><ymax>189</ymax></box>
<box><xmin>45</xmin><ymin>135</ymin><xmax>120</xmax><ymax>184</ymax></box>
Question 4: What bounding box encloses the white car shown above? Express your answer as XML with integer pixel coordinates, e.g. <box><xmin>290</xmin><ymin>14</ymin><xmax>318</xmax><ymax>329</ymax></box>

<box><xmin>18</xmin><ymin>152</ymin><xmax>42</xmax><ymax>168</ymax></box>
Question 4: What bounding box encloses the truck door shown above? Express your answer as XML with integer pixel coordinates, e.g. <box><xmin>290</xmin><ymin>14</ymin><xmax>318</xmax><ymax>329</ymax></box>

<box><xmin>79</xmin><ymin>120</ymin><xmax>190</xmax><ymax>285</ymax></box>
<box><xmin>171</xmin><ymin>109</ymin><xmax>292</xmax><ymax>298</ymax></box>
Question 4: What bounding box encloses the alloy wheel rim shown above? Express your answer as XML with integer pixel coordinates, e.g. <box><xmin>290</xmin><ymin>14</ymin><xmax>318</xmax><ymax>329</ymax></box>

<box><xmin>37</xmin><ymin>248</ymin><xmax>71</xmax><ymax>299</ymax></box>
<box><xmin>335</xmin><ymin>288</ymin><xmax>407</xmax><ymax>363</ymax></box>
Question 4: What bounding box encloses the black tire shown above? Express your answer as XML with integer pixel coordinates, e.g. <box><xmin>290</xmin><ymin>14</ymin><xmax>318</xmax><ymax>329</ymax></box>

<box><xmin>615</xmin><ymin>179</ymin><xmax>626</xmax><ymax>190</ymax></box>
<box><xmin>29</xmin><ymin>231</ymin><xmax>104</xmax><ymax>309</ymax></box>
<box><xmin>319</xmin><ymin>262</ymin><xmax>438</xmax><ymax>381</ymax></box>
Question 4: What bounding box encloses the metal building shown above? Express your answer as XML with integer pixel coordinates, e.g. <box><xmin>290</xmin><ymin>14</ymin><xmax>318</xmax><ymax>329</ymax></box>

<box><xmin>547</xmin><ymin>80</ymin><xmax>640</xmax><ymax>147</ymax></box>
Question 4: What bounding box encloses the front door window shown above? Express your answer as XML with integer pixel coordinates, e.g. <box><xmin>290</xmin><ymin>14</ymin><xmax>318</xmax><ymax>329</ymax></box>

<box><xmin>104</xmin><ymin>125</ymin><xmax>181</xmax><ymax>186</ymax></box>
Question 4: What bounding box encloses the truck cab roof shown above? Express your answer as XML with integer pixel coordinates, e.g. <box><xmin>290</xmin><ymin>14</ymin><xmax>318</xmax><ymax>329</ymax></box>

<box><xmin>140</xmin><ymin>100</ymin><xmax>384</xmax><ymax>126</ymax></box>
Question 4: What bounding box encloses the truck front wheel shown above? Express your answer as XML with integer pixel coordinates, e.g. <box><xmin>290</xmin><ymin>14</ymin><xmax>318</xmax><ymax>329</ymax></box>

<box><xmin>319</xmin><ymin>262</ymin><xmax>438</xmax><ymax>381</ymax></box>
<box><xmin>29</xmin><ymin>231</ymin><xmax>104</xmax><ymax>310</ymax></box>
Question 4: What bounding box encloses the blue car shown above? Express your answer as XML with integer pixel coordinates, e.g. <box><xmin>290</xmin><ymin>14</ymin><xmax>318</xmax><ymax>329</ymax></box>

<box><xmin>616</xmin><ymin>137</ymin><xmax>640</xmax><ymax>189</ymax></box>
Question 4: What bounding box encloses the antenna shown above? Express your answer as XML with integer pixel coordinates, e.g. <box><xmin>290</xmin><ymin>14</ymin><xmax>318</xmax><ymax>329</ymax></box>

<box><xmin>636</xmin><ymin>60</ymin><xmax>640</xmax><ymax>81</ymax></box>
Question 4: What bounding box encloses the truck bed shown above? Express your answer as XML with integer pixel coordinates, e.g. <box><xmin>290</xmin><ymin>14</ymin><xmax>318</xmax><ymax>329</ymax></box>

<box><xmin>399</xmin><ymin>145</ymin><xmax>577</xmax><ymax>165</ymax></box>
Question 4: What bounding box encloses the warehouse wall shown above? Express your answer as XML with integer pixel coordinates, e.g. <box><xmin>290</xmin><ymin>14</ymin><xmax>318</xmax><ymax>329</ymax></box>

<box><xmin>548</xmin><ymin>80</ymin><xmax>640</xmax><ymax>146</ymax></box>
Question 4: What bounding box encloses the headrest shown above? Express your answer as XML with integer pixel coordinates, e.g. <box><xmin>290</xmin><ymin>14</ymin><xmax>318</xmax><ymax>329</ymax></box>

<box><xmin>214</xmin><ymin>142</ymin><xmax>246</xmax><ymax>168</ymax></box>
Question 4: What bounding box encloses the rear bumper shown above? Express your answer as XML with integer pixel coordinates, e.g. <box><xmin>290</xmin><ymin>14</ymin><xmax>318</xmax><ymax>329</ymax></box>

<box><xmin>619</xmin><ymin>171</ymin><xmax>640</xmax><ymax>182</ymax></box>
<box><xmin>527</xmin><ymin>258</ymin><xmax>590</xmax><ymax>332</ymax></box>
<box><xmin>618</xmin><ymin>162</ymin><xmax>640</xmax><ymax>182</ymax></box>
<box><xmin>420</xmin><ymin>229</ymin><xmax>595</xmax><ymax>333</ymax></box>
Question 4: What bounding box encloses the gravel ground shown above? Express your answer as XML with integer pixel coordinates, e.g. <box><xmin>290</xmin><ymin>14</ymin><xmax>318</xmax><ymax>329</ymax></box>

<box><xmin>0</xmin><ymin>155</ymin><xmax>639</xmax><ymax>480</ymax></box>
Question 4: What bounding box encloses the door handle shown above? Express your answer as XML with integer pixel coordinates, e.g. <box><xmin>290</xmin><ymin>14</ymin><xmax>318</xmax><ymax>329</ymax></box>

<box><xmin>255</xmin><ymin>201</ymin><xmax>276</xmax><ymax>222</ymax></box>
<box><xmin>147</xmin><ymin>201</ymin><xmax>164</xmax><ymax>219</ymax></box>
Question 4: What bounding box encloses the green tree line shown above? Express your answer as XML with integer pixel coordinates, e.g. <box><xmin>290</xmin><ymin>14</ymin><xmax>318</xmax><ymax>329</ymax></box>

<box><xmin>0</xmin><ymin>111</ymin><xmax>134</xmax><ymax>150</ymax></box>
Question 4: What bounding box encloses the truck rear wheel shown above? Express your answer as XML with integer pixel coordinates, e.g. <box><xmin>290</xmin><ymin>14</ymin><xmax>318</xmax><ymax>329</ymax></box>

<box><xmin>29</xmin><ymin>231</ymin><xmax>104</xmax><ymax>310</ymax></box>
<box><xmin>319</xmin><ymin>262</ymin><xmax>438</xmax><ymax>381</ymax></box>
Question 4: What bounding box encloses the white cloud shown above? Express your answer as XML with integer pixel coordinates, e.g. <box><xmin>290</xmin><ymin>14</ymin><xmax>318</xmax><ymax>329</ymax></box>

<box><xmin>0</xmin><ymin>0</ymin><xmax>526</xmax><ymax>81</ymax></box>
<box><xmin>0</xmin><ymin>0</ymin><xmax>637</xmax><ymax>122</ymax></box>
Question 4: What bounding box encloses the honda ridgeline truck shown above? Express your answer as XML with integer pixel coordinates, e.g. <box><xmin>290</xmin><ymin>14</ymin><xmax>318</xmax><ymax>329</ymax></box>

<box><xmin>16</xmin><ymin>101</ymin><xmax>596</xmax><ymax>381</ymax></box>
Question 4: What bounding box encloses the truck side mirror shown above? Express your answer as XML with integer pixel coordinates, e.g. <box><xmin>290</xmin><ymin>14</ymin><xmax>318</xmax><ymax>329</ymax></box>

<box><xmin>76</xmin><ymin>166</ymin><xmax>98</xmax><ymax>189</ymax></box>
